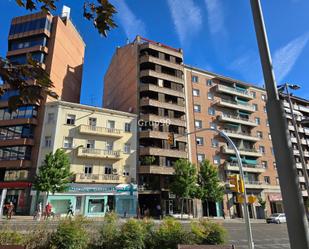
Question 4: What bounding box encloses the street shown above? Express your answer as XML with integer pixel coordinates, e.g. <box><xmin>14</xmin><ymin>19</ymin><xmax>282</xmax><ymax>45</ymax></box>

<box><xmin>224</xmin><ymin>223</ymin><xmax>290</xmax><ymax>249</ymax></box>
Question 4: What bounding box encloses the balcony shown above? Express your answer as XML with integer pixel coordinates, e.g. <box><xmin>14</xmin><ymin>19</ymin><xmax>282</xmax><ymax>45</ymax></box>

<box><xmin>139</xmin><ymin>130</ymin><xmax>187</xmax><ymax>143</ymax></box>
<box><xmin>77</xmin><ymin>147</ymin><xmax>122</xmax><ymax>160</ymax></box>
<box><xmin>139</xmin><ymin>42</ymin><xmax>183</xmax><ymax>59</ymax></box>
<box><xmin>222</xmin><ymin>129</ymin><xmax>260</xmax><ymax>142</ymax></box>
<box><xmin>79</xmin><ymin>125</ymin><xmax>123</xmax><ymax>138</ymax></box>
<box><xmin>221</xmin><ymin>145</ymin><xmax>262</xmax><ymax>157</ymax></box>
<box><xmin>217</xmin><ymin>114</ymin><xmax>257</xmax><ymax>127</ymax></box>
<box><xmin>244</xmin><ymin>181</ymin><xmax>276</xmax><ymax>190</ymax></box>
<box><xmin>0</xmin><ymin>160</ymin><xmax>31</xmax><ymax>169</ymax></box>
<box><xmin>138</xmin><ymin>165</ymin><xmax>175</xmax><ymax>175</ymax></box>
<box><xmin>139</xmin><ymin>114</ymin><xmax>186</xmax><ymax>127</ymax></box>
<box><xmin>140</xmin><ymin>147</ymin><xmax>187</xmax><ymax>158</ymax></box>
<box><xmin>302</xmin><ymin>190</ymin><xmax>308</xmax><ymax>197</ymax></box>
<box><xmin>216</xmin><ymin>85</ymin><xmax>254</xmax><ymax>100</ymax></box>
<box><xmin>224</xmin><ymin>162</ymin><xmax>266</xmax><ymax>173</ymax></box>
<box><xmin>216</xmin><ymin>99</ymin><xmax>255</xmax><ymax>113</ymax></box>
<box><xmin>7</xmin><ymin>45</ymin><xmax>48</xmax><ymax>57</ymax></box>
<box><xmin>291</xmin><ymin>137</ymin><xmax>297</xmax><ymax>143</ymax></box>
<box><xmin>75</xmin><ymin>173</ymin><xmax>129</xmax><ymax>184</ymax></box>
<box><xmin>299</xmin><ymin>105</ymin><xmax>309</xmax><ymax>113</ymax></box>
<box><xmin>299</xmin><ymin>176</ymin><xmax>305</xmax><ymax>182</ymax></box>
<box><xmin>140</xmin><ymin>69</ymin><xmax>184</xmax><ymax>85</ymax></box>
<box><xmin>139</xmin><ymin>55</ymin><xmax>183</xmax><ymax>71</ymax></box>
<box><xmin>140</xmin><ymin>97</ymin><xmax>185</xmax><ymax>112</ymax></box>
<box><xmin>139</xmin><ymin>83</ymin><xmax>184</xmax><ymax>98</ymax></box>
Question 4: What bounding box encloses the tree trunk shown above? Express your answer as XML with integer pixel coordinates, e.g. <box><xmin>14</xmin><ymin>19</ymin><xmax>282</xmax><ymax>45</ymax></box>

<box><xmin>181</xmin><ymin>198</ymin><xmax>184</xmax><ymax>219</ymax></box>
<box><xmin>186</xmin><ymin>198</ymin><xmax>189</xmax><ymax>217</ymax></box>
<box><xmin>206</xmin><ymin>200</ymin><xmax>210</xmax><ymax>217</ymax></box>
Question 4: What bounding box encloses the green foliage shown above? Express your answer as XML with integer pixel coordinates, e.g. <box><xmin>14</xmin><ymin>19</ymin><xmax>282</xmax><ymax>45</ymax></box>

<box><xmin>0</xmin><ymin>228</ymin><xmax>25</xmax><ymax>245</ymax></box>
<box><xmin>34</xmin><ymin>149</ymin><xmax>73</xmax><ymax>195</ymax></box>
<box><xmin>97</xmin><ymin>212</ymin><xmax>120</xmax><ymax>249</ymax></box>
<box><xmin>153</xmin><ymin>217</ymin><xmax>191</xmax><ymax>249</ymax></box>
<box><xmin>258</xmin><ymin>197</ymin><xmax>267</xmax><ymax>209</ymax></box>
<box><xmin>190</xmin><ymin>219</ymin><xmax>227</xmax><ymax>245</ymax></box>
<box><xmin>119</xmin><ymin>219</ymin><xmax>147</xmax><ymax>249</ymax></box>
<box><xmin>170</xmin><ymin>159</ymin><xmax>197</xmax><ymax>199</ymax></box>
<box><xmin>197</xmin><ymin>160</ymin><xmax>225</xmax><ymax>202</ymax></box>
<box><xmin>140</xmin><ymin>156</ymin><xmax>155</xmax><ymax>166</ymax></box>
<box><xmin>0</xmin><ymin>55</ymin><xmax>57</xmax><ymax>111</ymax></box>
<box><xmin>50</xmin><ymin>216</ymin><xmax>89</xmax><ymax>249</ymax></box>
<box><xmin>25</xmin><ymin>222</ymin><xmax>52</xmax><ymax>249</ymax></box>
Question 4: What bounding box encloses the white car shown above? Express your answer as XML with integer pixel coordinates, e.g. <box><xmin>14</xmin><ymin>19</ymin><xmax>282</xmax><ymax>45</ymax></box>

<box><xmin>266</xmin><ymin>213</ymin><xmax>286</xmax><ymax>224</ymax></box>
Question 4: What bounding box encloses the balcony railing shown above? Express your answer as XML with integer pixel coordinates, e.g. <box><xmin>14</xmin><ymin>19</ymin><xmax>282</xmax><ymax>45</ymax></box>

<box><xmin>218</xmin><ymin>114</ymin><xmax>257</xmax><ymax>126</ymax></box>
<box><xmin>79</xmin><ymin>125</ymin><xmax>122</xmax><ymax>137</ymax></box>
<box><xmin>75</xmin><ymin>173</ymin><xmax>126</xmax><ymax>183</ymax></box>
<box><xmin>77</xmin><ymin>147</ymin><xmax>122</xmax><ymax>159</ymax></box>
<box><xmin>217</xmin><ymin>99</ymin><xmax>255</xmax><ymax>112</ymax></box>
<box><xmin>222</xmin><ymin>129</ymin><xmax>260</xmax><ymax>141</ymax></box>
<box><xmin>216</xmin><ymin>85</ymin><xmax>254</xmax><ymax>99</ymax></box>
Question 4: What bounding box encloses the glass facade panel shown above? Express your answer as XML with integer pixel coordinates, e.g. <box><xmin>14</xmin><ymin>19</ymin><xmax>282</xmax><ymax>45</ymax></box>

<box><xmin>9</xmin><ymin>18</ymin><xmax>52</xmax><ymax>35</ymax></box>
<box><xmin>0</xmin><ymin>146</ymin><xmax>31</xmax><ymax>160</ymax></box>
<box><xmin>0</xmin><ymin>105</ymin><xmax>38</xmax><ymax>120</ymax></box>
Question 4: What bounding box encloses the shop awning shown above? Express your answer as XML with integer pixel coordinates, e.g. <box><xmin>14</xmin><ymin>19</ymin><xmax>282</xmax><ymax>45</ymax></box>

<box><xmin>0</xmin><ymin>181</ymin><xmax>32</xmax><ymax>189</ymax></box>
<box><xmin>268</xmin><ymin>193</ymin><xmax>282</xmax><ymax>202</ymax></box>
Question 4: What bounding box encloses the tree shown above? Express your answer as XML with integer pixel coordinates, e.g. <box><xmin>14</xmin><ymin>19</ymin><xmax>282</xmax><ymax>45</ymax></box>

<box><xmin>1</xmin><ymin>0</ymin><xmax>117</xmax><ymax>110</ymax></box>
<box><xmin>170</xmin><ymin>159</ymin><xmax>197</xmax><ymax>217</ymax></box>
<box><xmin>34</xmin><ymin>149</ymin><xmax>73</xmax><ymax>202</ymax></box>
<box><xmin>197</xmin><ymin>160</ymin><xmax>225</xmax><ymax>217</ymax></box>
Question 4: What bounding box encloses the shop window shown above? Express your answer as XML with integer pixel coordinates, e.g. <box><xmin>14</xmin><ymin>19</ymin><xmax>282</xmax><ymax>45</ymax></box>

<box><xmin>88</xmin><ymin>198</ymin><xmax>105</xmax><ymax>213</ymax></box>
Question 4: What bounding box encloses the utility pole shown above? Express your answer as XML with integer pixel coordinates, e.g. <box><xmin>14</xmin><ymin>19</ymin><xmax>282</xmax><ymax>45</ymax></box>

<box><xmin>250</xmin><ymin>1</ymin><xmax>309</xmax><ymax>248</ymax></box>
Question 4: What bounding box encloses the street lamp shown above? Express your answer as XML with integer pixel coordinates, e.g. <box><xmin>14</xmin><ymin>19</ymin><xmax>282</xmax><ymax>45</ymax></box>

<box><xmin>277</xmin><ymin>83</ymin><xmax>309</xmax><ymax>199</ymax></box>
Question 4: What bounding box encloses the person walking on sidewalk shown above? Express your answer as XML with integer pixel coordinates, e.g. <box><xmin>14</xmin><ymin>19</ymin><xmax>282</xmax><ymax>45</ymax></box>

<box><xmin>66</xmin><ymin>201</ymin><xmax>74</xmax><ymax>217</ymax></box>
<box><xmin>33</xmin><ymin>202</ymin><xmax>42</xmax><ymax>221</ymax></box>
<box><xmin>6</xmin><ymin>202</ymin><xmax>14</xmax><ymax>219</ymax></box>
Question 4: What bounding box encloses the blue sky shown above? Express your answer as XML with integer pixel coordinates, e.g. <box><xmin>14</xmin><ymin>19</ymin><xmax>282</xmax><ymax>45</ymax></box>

<box><xmin>1</xmin><ymin>0</ymin><xmax>308</xmax><ymax>106</ymax></box>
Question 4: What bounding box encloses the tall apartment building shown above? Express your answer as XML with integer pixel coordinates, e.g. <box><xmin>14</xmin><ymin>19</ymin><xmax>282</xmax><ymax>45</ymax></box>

<box><xmin>104</xmin><ymin>36</ymin><xmax>187</xmax><ymax>215</ymax></box>
<box><xmin>36</xmin><ymin>101</ymin><xmax>137</xmax><ymax>217</ymax></box>
<box><xmin>0</xmin><ymin>9</ymin><xmax>85</xmax><ymax>214</ymax></box>
<box><xmin>281</xmin><ymin>95</ymin><xmax>309</xmax><ymax>203</ymax></box>
<box><xmin>184</xmin><ymin>66</ymin><xmax>281</xmax><ymax>218</ymax></box>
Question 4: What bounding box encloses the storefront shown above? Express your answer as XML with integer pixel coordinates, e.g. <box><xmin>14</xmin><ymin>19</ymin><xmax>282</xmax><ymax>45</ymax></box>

<box><xmin>268</xmin><ymin>193</ymin><xmax>284</xmax><ymax>214</ymax></box>
<box><xmin>45</xmin><ymin>183</ymin><xmax>137</xmax><ymax>217</ymax></box>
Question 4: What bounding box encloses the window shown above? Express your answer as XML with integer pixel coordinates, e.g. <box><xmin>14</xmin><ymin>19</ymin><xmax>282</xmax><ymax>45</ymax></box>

<box><xmin>268</xmin><ymin>133</ymin><xmax>272</xmax><ymax>140</ymax></box>
<box><xmin>0</xmin><ymin>105</ymin><xmax>37</xmax><ymax>120</ymax></box>
<box><xmin>266</xmin><ymin>119</ymin><xmax>269</xmax><ymax>126</ymax></box>
<box><xmin>206</xmin><ymin>79</ymin><xmax>213</xmax><ymax>86</ymax></box>
<box><xmin>208</xmin><ymin>107</ymin><xmax>215</xmax><ymax>116</ymax></box>
<box><xmin>264</xmin><ymin>176</ymin><xmax>270</xmax><ymax>184</ymax></box>
<box><xmin>196</xmin><ymin>137</ymin><xmax>204</xmax><ymax>146</ymax></box>
<box><xmin>257</xmin><ymin>131</ymin><xmax>263</xmax><ymax>138</ymax></box>
<box><xmin>253</xmin><ymin>104</ymin><xmax>258</xmax><ymax>111</ymax></box>
<box><xmin>261</xmin><ymin>94</ymin><xmax>266</xmax><ymax>101</ymax></box>
<box><xmin>261</xmin><ymin>161</ymin><xmax>268</xmax><ymax>168</ymax></box>
<box><xmin>210</xmin><ymin>122</ymin><xmax>217</xmax><ymax>129</ymax></box>
<box><xmin>195</xmin><ymin>120</ymin><xmax>202</xmax><ymax>129</ymax></box>
<box><xmin>263</xmin><ymin>106</ymin><xmax>267</xmax><ymax>113</ymax></box>
<box><xmin>197</xmin><ymin>154</ymin><xmax>205</xmax><ymax>162</ymax></box>
<box><xmin>66</xmin><ymin>114</ymin><xmax>76</xmax><ymax>125</ymax></box>
<box><xmin>0</xmin><ymin>146</ymin><xmax>31</xmax><ymax>161</ymax></box>
<box><xmin>192</xmin><ymin>75</ymin><xmax>199</xmax><ymax>83</ymax></box>
<box><xmin>105</xmin><ymin>165</ymin><xmax>113</xmax><ymax>174</ymax></box>
<box><xmin>271</xmin><ymin>147</ymin><xmax>274</xmax><ymax>155</ymax></box>
<box><xmin>89</xmin><ymin>117</ymin><xmax>97</xmax><ymax>126</ymax></box>
<box><xmin>107</xmin><ymin>120</ymin><xmax>115</xmax><ymax>129</ymax></box>
<box><xmin>47</xmin><ymin>113</ymin><xmax>55</xmax><ymax>123</ymax></box>
<box><xmin>193</xmin><ymin>89</ymin><xmax>200</xmax><ymax>96</ymax></box>
<box><xmin>208</xmin><ymin>92</ymin><xmax>214</xmax><ymax>100</ymax></box>
<box><xmin>255</xmin><ymin>117</ymin><xmax>260</xmax><ymax>125</ymax></box>
<box><xmin>86</xmin><ymin>140</ymin><xmax>95</xmax><ymax>149</ymax></box>
<box><xmin>124</xmin><ymin>143</ymin><xmax>131</xmax><ymax>154</ymax></box>
<box><xmin>211</xmin><ymin>139</ymin><xmax>218</xmax><ymax>148</ymax></box>
<box><xmin>84</xmin><ymin>165</ymin><xmax>93</xmax><ymax>175</ymax></box>
<box><xmin>273</xmin><ymin>162</ymin><xmax>277</xmax><ymax>169</ymax></box>
<box><xmin>251</xmin><ymin>91</ymin><xmax>256</xmax><ymax>98</ymax></box>
<box><xmin>213</xmin><ymin>155</ymin><xmax>220</xmax><ymax>165</ymax></box>
<box><xmin>194</xmin><ymin>104</ymin><xmax>201</xmax><ymax>112</ymax></box>
<box><xmin>259</xmin><ymin>146</ymin><xmax>265</xmax><ymax>154</ymax></box>
<box><xmin>106</xmin><ymin>141</ymin><xmax>113</xmax><ymax>151</ymax></box>
<box><xmin>276</xmin><ymin>177</ymin><xmax>280</xmax><ymax>185</ymax></box>
<box><xmin>44</xmin><ymin>136</ymin><xmax>51</xmax><ymax>148</ymax></box>
<box><xmin>125</xmin><ymin>123</ymin><xmax>131</xmax><ymax>132</ymax></box>
<box><xmin>63</xmin><ymin>137</ymin><xmax>73</xmax><ymax>148</ymax></box>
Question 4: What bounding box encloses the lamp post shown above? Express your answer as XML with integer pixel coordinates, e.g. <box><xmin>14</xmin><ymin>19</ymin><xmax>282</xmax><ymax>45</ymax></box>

<box><xmin>278</xmin><ymin>83</ymin><xmax>309</xmax><ymax>199</ymax></box>
<box><xmin>175</xmin><ymin>127</ymin><xmax>255</xmax><ymax>249</ymax></box>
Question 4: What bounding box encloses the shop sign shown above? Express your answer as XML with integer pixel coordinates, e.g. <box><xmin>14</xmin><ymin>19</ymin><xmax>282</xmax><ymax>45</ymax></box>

<box><xmin>69</xmin><ymin>184</ymin><xmax>116</xmax><ymax>193</ymax></box>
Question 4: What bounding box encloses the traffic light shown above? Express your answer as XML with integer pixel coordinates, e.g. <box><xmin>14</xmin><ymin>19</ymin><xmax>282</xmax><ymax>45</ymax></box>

<box><xmin>167</xmin><ymin>132</ymin><xmax>175</xmax><ymax>146</ymax></box>
<box><xmin>239</xmin><ymin>177</ymin><xmax>245</xmax><ymax>193</ymax></box>
<box><xmin>229</xmin><ymin>175</ymin><xmax>239</xmax><ymax>192</ymax></box>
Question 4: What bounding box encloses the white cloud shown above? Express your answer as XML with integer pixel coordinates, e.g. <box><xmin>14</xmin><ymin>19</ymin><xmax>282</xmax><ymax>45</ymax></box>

<box><xmin>204</xmin><ymin>0</ymin><xmax>225</xmax><ymax>35</ymax></box>
<box><xmin>111</xmin><ymin>0</ymin><xmax>146</xmax><ymax>41</ymax></box>
<box><xmin>167</xmin><ymin>0</ymin><xmax>202</xmax><ymax>45</ymax></box>
<box><xmin>272</xmin><ymin>32</ymin><xmax>309</xmax><ymax>82</ymax></box>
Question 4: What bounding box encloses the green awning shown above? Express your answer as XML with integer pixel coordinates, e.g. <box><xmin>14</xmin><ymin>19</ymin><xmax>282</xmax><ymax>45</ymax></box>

<box><xmin>226</xmin><ymin>123</ymin><xmax>239</xmax><ymax>128</ymax></box>
<box><xmin>230</xmin><ymin>156</ymin><xmax>246</xmax><ymax>162</ymax></box>
<box><xmin>236</xmin><ymin>85</ymin><xmax>247</xmax><ymax>91</ymax></box>
<box><xmin>243</xmin><ymin>159</ymin><xmax>257</xmax><ymax>165</ymax></box>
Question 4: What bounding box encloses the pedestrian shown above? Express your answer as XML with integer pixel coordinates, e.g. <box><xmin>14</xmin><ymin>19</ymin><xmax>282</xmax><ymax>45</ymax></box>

<box><xmin>66</xmin><ymin>201</ymin><xmax>74</xmax><ymax>217</ymax></box>
<box><xmin>156</xmin><ymin>204</ymin><xmax>162</xmax><ymax>219</ymax></box>
<box><xmin>45</xmin><ymin>202</ymin><xmax>52</xmax><ymax>219</ymax></box>
<box><xmin>33</xmin><ymin>202</ymin><xmax>42</xmax><ymax>221</ymax></box>
<box><xmin>6</xmin><ymin>202</ymin><xmax>14</xmax><ymax>219</ymax></box>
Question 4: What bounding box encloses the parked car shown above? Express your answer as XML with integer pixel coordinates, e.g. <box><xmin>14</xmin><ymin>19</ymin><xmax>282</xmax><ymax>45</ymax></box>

<box><xmin>266</xmin><ymin>213</ymin><xmax>286</xmax><ymax>224</ymax></box>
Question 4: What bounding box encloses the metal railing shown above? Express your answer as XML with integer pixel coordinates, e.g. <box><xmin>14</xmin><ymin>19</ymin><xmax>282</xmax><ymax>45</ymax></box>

<box><xmin>80</xmin><ymin>124</ymin><xmax>122</xmax><ymax>134</ymax></box>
